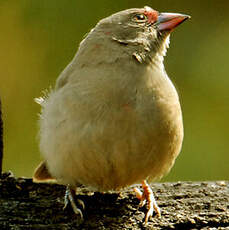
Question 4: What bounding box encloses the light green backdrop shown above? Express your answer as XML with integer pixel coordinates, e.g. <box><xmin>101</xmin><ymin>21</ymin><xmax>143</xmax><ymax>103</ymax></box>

<box><xmin>1</xmin><ymin>0</ymin><xmax>228</xmax><ymax>181</ymax></box>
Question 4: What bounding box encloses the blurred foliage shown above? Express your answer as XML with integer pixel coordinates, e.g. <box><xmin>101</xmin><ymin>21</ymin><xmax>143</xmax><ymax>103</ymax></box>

<box><xmin>0</xmin><ymin>0</ymin><xmax>228</xmax><ymax>181</ymax></box>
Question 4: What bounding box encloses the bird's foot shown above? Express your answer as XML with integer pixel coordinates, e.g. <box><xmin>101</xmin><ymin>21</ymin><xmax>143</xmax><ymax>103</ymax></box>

<box><xmin>63</xmin><ymin>185</ymin><xmax>85</xmax><ymax>220</ymax></box>
<box><xmin>134</xmin><ymin>180</ymin><xmax>161</xmax><ymax>224</ymax></box>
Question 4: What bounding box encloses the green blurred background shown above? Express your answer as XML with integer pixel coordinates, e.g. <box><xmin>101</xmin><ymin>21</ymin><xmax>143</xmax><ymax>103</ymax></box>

<box><xmin>0</xmin><ymin>0</ymin><xmax>228</xmax><ymax>181</ymax></box>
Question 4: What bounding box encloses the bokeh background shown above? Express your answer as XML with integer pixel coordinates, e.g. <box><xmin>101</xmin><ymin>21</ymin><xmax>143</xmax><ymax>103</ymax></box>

<box><xmin>0</xmin><ymin>0</ymin><xmax>228</xmax><ymax>181</ymax></box>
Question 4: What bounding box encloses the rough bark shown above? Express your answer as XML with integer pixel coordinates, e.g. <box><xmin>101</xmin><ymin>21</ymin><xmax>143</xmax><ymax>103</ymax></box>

<box><xmin>0</xmin><ymin>172</ymin><xmax>228</xmax><ymax>229</ymax></box>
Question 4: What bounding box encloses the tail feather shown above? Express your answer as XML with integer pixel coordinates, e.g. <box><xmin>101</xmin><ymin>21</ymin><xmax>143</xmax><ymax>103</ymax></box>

<box><xmin>33</xmin><ymin>161</ymin><xmax>56</xmax><ymax>183</ymax></box>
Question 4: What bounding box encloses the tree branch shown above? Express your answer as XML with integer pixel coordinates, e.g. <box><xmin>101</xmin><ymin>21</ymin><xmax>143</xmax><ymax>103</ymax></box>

<box><xmin>0</xmin><ymin>172</ymin><xmax>228</xmax><ymax>229</ymax></box>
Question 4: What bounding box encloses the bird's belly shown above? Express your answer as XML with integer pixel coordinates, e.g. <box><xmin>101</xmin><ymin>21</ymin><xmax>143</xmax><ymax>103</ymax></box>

<box><xmin>42</xmin><ymin>97</ymin><xmax>183</xmax><ymax>191</ymax></box>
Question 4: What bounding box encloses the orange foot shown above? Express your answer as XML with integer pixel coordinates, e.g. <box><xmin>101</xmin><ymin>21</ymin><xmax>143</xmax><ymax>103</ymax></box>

<box><xmin>134</xmin><ymin>180</ymin><xmax>161</xmax><ymax>224</ymax></box>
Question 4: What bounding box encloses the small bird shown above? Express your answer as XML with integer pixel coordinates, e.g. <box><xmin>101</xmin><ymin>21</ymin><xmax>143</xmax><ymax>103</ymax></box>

<box><xmin>33</xmin><ymin>6</ymin><xmax>190</xmax><ymax>223</ymax></box>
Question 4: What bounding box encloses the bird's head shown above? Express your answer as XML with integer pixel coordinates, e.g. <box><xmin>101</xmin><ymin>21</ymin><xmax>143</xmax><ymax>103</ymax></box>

<box><xmin>92</xmin><ymin>6</ymin><xmax>190</xmax><ymax>64</ymax></box>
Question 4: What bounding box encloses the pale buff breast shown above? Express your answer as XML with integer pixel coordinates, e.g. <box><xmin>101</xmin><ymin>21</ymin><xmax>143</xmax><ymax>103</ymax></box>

<box><xmin>39</xmin><ymin>64</ymin><xmax>183</xmax><ymax>191</ymax></box>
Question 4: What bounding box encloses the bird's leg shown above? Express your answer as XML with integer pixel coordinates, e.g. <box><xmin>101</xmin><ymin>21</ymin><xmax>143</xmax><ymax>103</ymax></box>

<box><xmin>134</xmin><ymin>180</ymin><xmax>161</xmax><ymax>223</ymax></box>
<box><xmin>63</xmin><ymin>185</ymin><xmax>85</xmax><ymax>220</ymax></box>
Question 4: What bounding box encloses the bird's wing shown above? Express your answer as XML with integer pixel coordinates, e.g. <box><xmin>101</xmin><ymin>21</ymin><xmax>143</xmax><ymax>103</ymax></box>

<box><xmin>55</xmin><ymin>59</ymin><xmax>77</xmax><ymax>89</ymax></box>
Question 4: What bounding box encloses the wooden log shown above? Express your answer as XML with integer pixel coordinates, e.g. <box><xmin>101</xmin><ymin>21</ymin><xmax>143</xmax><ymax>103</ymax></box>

<box><xmin>0</xmin><ymin>172</ymin><xmax>228</xmax><ymax>229</ymax></box>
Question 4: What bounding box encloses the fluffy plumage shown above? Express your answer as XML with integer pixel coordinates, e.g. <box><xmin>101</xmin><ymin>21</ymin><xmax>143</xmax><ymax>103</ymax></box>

<box><xmin>35</xmin><ymin>6</ymin><xmax>187</xmax><ymax>192</ymax></box>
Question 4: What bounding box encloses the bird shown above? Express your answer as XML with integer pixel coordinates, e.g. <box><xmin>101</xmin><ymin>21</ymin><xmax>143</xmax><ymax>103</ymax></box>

<box><xmin>33</xmin><ymin>6</ymin><xmax>190</xmax><ymax>223</ymax></box>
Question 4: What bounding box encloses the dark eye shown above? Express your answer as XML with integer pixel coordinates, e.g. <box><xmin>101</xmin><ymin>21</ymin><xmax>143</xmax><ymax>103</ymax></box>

<box><xmin>132</xmin><ymin>14</ymin><xmax>148</xmax><ymax>23</ymax></box>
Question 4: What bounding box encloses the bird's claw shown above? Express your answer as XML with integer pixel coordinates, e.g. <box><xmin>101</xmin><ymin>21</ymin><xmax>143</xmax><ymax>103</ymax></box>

<box><xmin>134</xmin><ymin>180</ymin><xmax>161</xmax><ymax>224</ymax></box>
<box><xmin>64</xmin><ymin>185</ymin><xmax>85</xmax><ymax>220</ymax></box>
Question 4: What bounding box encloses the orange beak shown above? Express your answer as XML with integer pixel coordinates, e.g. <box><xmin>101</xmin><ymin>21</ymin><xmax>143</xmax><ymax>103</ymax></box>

<box><xmin>157</xmin><ymin>13</ymin><xmax>190</xmax><ymax>31</ymax></box>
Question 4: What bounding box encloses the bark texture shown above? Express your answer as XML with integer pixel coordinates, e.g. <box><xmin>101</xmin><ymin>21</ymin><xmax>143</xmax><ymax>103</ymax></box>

<box><xmin>0</xmin><ymin>172</ymin><xmax>228</xmax><ymax>229</ymax></box>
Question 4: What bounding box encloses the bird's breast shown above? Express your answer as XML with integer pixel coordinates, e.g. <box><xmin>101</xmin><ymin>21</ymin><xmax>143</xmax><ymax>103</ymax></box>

<box><xmin>41</xmin><ymin>63</ymin><xmax>183</xmax><ymax>191</ymax></box>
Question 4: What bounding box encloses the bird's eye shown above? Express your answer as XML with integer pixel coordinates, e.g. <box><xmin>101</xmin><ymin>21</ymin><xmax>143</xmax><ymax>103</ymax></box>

<box><xmin>132</xmin><ymin>14</ymin><xmax>148</xmax><ymax>23</ymax></box>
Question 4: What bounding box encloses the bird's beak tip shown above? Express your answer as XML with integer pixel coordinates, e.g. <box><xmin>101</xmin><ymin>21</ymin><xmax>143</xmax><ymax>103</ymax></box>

<box><xmin>157</xmin><ymin>12</ymin><xmax>190</xmax><ymax>32</ymax></box>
